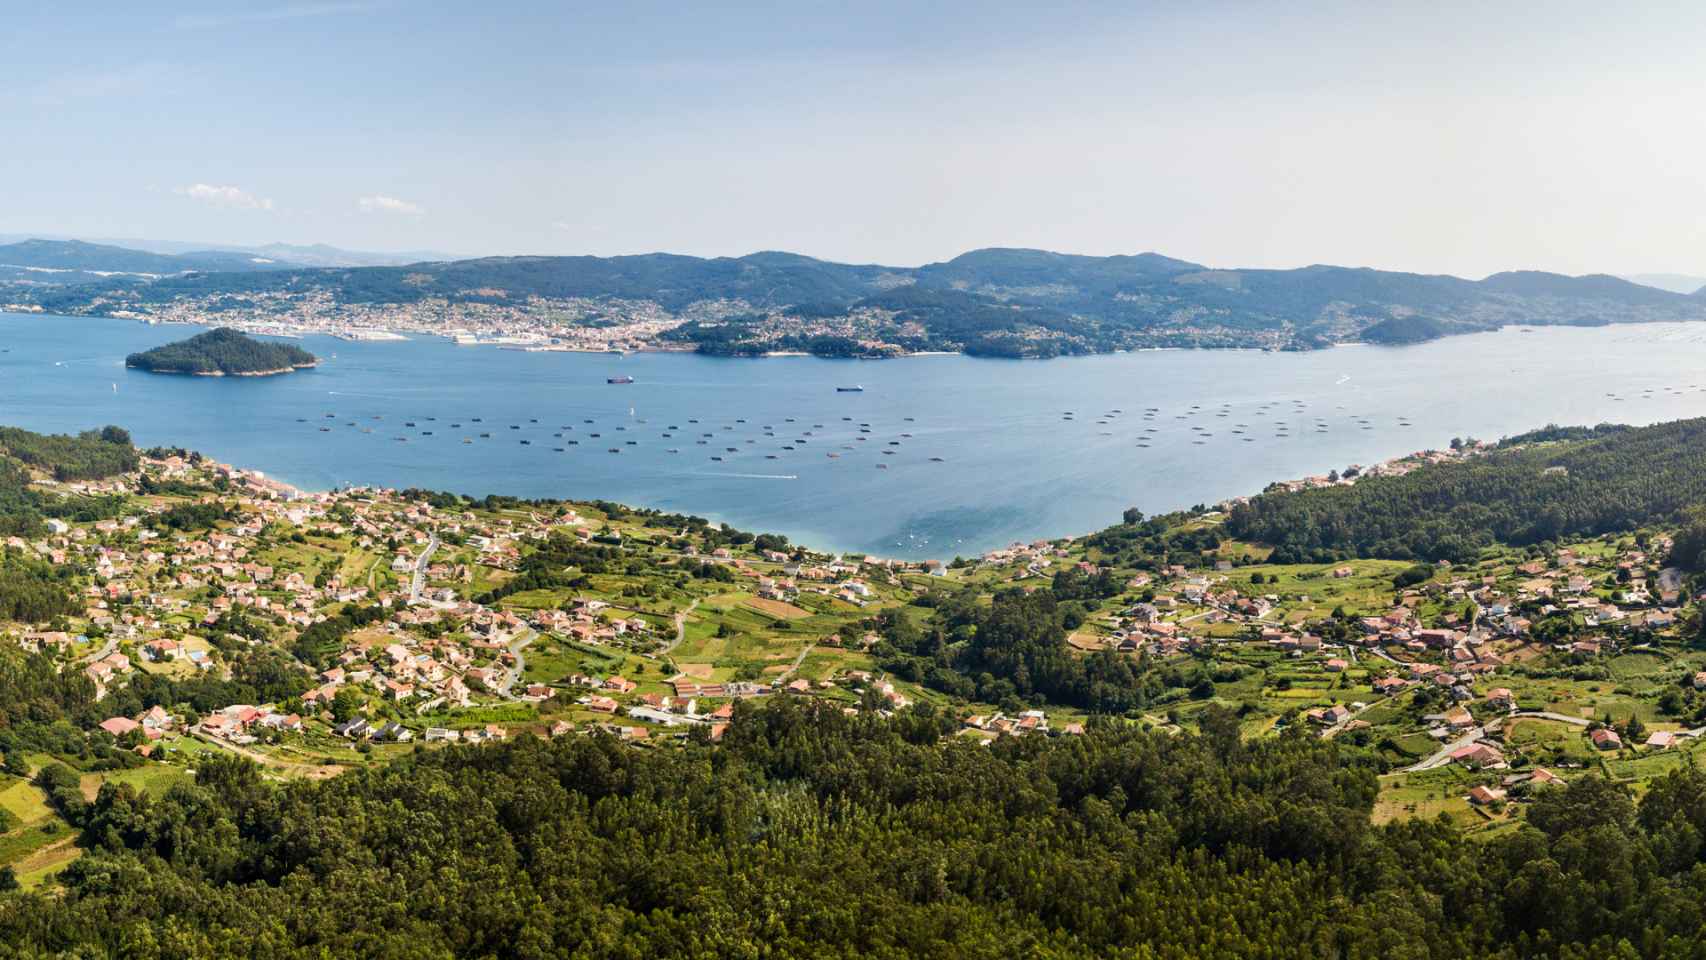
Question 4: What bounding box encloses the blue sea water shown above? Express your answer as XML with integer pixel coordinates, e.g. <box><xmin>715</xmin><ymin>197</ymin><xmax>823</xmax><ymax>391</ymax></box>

<box><xmin>7</xmin><ymin>312</ymin><xmax>1706</xmax><ymax>559</ymax></box>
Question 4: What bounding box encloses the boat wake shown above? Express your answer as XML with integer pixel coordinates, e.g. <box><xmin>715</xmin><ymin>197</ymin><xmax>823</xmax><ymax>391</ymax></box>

<box><xmin>327</xmin><ymin>390</ymin><xmax>406</xmax><ymax>400</ymax></box>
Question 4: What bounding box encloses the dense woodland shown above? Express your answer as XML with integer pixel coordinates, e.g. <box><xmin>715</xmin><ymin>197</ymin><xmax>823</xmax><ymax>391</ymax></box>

<box><xmin>124</xmin><ymin>328</ymin><xmax>316</xmax><ymax>375</ymax></box>
<box><xmin>876</xmin><ymin>577</ymin><xmax>1162</xmax><ymax>714</ymax></box>
<box><xmin>1226</xmin><ymin>417</ymin><xmax>1706</xmax><ymax>562</ymax></box>
<box><xmin>0</xmin><ymin>699</ymin><xmax>1701</xmax><ymax>957</ymax></box>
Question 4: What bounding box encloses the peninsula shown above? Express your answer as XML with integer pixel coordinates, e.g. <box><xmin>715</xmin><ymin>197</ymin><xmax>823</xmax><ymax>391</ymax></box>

<box><xmin>123</xmin><ymin>327</ymin><xmax>318</xmax><ymax>376</ymax></box>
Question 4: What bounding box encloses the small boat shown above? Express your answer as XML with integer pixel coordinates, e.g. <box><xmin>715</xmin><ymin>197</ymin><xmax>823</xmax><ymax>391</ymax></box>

<box><xmin>929</xmin><ymin>457</ymin><xmax>945</xmax><ymax>462</ymax></box>
<box><xmin>480</xmin><ymin>432</ymin><xmax>491</xmax><ymax>438</ymax></box>
<box><xmin>553</xmin><ymin>447</ymin><xmax>565</xmax><ymax>452</ymax></box>
<box><xmin>608</xmin><ymin>447</ymin><xmax>620</xmax><ymax>453</ymax></box>
<box><xmin>836</xmin><ymin>385</ymin><xmax>865</xmax><ymax>392</ymax></box>
<box><xmin>405</xmin><ymin>421</ymin><xmax>416</xmax><ymax>427</ymax></box>
<box><xmin>607</xmin><ymin>375</ymin><xmax>635</xmax><ymax>384</ymax></box>
<box><xmin>318</xmin><ymin>426</ymin><xmax>330</xmax><ymax>432</ymax></box>
<box><xmin>520</xmin><ymin>439</ymin><xmax>530</xmax><ymax>445</ymax></box>
<box><xmin>711</xmin><ymin>456</ymin><xmax>723</xmax><ymax>461</ymax></box>
<box><xmin>668</xmin><ymin>448</ymin><xmax>680</xmax><ymax>453</ymax></box>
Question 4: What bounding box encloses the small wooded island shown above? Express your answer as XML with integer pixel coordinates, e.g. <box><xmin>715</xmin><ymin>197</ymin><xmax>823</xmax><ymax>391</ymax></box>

<box><xmin>124</xmin><ymin>327</ymin><xmax>318</xmax><ymax>376</ymax></box>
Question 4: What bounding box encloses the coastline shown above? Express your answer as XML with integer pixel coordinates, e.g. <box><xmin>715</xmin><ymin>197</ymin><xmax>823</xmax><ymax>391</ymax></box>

<box><xmin>9</xmin><ymin>305</ymin><xmax>1660</xmax><ymax>359</ymax></box>
<box><xmin>124</xmin><ymin>361</ymin><xmax>318</xmax><ymax>377</ymax></box>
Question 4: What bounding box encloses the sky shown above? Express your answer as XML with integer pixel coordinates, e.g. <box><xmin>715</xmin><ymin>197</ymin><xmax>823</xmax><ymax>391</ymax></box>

<box><xmin>3</xmin><ymin>0</ymin><xmax>1705</xmax><ymax>277</ymax></box>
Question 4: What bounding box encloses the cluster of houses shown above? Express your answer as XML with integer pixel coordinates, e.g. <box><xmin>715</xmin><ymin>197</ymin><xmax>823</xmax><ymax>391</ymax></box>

<box><xmin>4</xmin><ymin>450</ymin><xmax>965</xmax><ymax>758</ymax></box>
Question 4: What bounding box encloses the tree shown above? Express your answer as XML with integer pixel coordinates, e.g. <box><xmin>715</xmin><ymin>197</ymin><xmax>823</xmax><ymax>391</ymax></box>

<box><xmin>330</xmin><ymin>687</ymin><xmax>365</xmax><ymax>724</ymax></box>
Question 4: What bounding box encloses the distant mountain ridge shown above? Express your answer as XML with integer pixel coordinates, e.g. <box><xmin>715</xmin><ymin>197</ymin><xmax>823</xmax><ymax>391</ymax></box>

<box><xmin>9</xmin><ymin>241</ymin><xmax>1706</xmax><ymax>355</ymax></box>
<box><xmin>0</xmin><ymin>234</ymin><xmax>453</xmax><ymax>269</ymax></box>
<box><xmin>1620</xmin><ymin>273</ymin><xmax>1706</xmax><ymax>295</ymax></box>
<box><xmin>0</xmin><ymin>238</ymin><xmax>296</xmax><ymax>281</ymax></box>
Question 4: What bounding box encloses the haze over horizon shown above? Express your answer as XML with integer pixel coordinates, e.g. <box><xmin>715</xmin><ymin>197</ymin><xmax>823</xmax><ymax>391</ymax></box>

<box><xmin>6</xmin><ymin>1</ymin><xmax>1705</xmax><ymax>278</ymax></box>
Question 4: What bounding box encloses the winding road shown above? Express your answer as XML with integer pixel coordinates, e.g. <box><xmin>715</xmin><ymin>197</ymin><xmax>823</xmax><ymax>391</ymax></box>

<box><xmin>495</xmin><ymin>628</ymin><xmax>537</xmax><ymax>698</ymax></box>
<box><xmin>1400</xmin><ymin>726</ymin><xmax>1487</xmax><ymax>773</ymax></box>
<box><xmin>660</xmin><ymin>598</ymin><xmax>701</xmax><ymax>658</ymax></box>
<box><xmin>407</xmin><ymin>533</ymin><xmax>440</xmax><ymax>604</ymax></box>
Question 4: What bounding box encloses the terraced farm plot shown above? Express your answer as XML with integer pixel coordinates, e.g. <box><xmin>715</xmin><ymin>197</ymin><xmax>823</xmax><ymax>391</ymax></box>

<box><xmin>743</xmin><ymin>596</ymin><xmax>808</xmax><ymax>620</ymax></box>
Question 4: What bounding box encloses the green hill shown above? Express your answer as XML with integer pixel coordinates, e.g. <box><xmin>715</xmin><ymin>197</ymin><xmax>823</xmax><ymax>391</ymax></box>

<box><xmin>1224</xmin><ymin>416</ymin><xmax>1706</xmax><ymax>562</ymax></box>
<box><xmin>124</xmin><ymin>328</ymin><xmax>317</xmax><ymax>376</ymax></box>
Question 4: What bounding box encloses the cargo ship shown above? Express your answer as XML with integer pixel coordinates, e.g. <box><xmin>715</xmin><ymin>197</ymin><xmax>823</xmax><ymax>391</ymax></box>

<box><xmin>607</xmin><ymin>375</ymin><xmax>635</xmax><ymax>384</ymax></box>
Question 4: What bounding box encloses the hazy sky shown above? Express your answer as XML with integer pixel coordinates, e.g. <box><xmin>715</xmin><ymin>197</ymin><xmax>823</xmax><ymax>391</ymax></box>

<box><xmin>4</xmin><ymin>1</ymin><xmax>1704</xmax><ymax>276</ymax></box>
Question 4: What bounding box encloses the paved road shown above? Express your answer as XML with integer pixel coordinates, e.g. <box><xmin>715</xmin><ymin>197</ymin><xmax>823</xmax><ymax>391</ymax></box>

<box><xmin>407</xmin><ymin>533</ymin><xmax>440</xmax><ymax>604</ymax></box>
<box><xmin>75</xmin><ymin>637</ymin><xmax>118</xmax><ymax>666</ymax></box>
<box><xmin>495</xmin><ymin>628</ymin><xmax>537</xmax><ymax>698</ymax></box>
<box><xmin>1401</xmin><ymin>726</ymin><xmax>1486</xmax><ymax>773</ymax></box>
<box><xmin>660</xmin><ymin>598</ymin><xmax>701</xmax><ymax>657</ymax></box>
<box><xmin>1510</xmin><ymin>710</ymin><xmax>1590</xmax><ymax>727</ymax></box>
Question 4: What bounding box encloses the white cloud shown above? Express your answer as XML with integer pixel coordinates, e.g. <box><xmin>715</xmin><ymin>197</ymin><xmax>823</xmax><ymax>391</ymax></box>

<box><xmin>173</xmin><ymin>184</ymin><xmax>274</xmax><ymax>211</ymax></box>
<box><xmin>170</xmin><ymin>2</ymin><xmax>380</xmax><ymax>32</ymax></box>
<box><xmin>359</xmin><ymin>195</ymin><xmax>425</xmax><ymax>216</ymax></box>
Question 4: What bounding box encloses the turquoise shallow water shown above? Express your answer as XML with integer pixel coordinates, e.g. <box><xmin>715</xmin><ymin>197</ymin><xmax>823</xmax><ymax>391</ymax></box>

<box><xmin>8</xmin><ymin>312</ymin><xmax>1706</xmax><ymax>559</ymax></box>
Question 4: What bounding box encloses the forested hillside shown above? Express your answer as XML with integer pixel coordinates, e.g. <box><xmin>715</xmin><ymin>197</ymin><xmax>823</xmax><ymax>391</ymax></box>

<box><xmin>1226</xmin><ymin>417</ymin><xmax>1706</xmax><ymax>562</ymax></box>
<box><xmin>0</xmin><ymin>698</ymin><xmax>1701</xmax><ymax>957</ymax></box>
<box><xmin>124</xmin><ymin>328</ymin><xmax>317</xmax><ymax>375</ymax></box>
